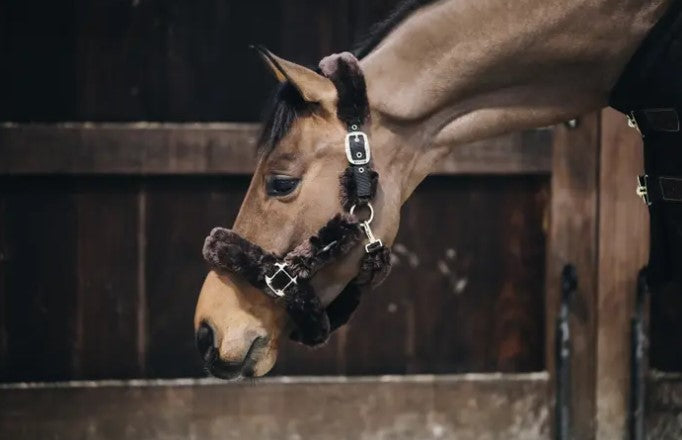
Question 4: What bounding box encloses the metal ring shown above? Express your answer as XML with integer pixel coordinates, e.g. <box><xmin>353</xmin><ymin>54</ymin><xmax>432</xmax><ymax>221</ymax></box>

<box><xmin>349</xmin><ymin>202</ymin><xmax>374</xmax><ymax>224</ymax></box>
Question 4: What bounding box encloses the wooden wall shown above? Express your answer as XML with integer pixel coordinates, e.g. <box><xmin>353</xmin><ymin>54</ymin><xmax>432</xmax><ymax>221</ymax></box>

<box><xmin>0</xmin><ymin>169</ymin><xmax>548</xmax><ymax>381</ymax></box>
<box><xmin>0</xmin><ymin>0</ymin><xmax>554</xmax><ymax>382</ymax></box>
<box><xmin>0</xmin><ymin>0</ymin><xmax>397</xmax><ymax>122</ymax></box>
<box><xmin>0</xmin><ymin>375</ymin><xmax>551</xmax><ymax>440</ymax></box>
<box><xmin>2</xmin><ymin>0</ymin><xmax>679</xmax><ymax>387</ymax></box>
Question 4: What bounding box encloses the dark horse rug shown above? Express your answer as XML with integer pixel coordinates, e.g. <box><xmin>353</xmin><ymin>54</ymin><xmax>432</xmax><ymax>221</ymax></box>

<box><xmin>609</xmin><ymin>0</ymin><xmax>682</xmax><ymax>292</ymax></box>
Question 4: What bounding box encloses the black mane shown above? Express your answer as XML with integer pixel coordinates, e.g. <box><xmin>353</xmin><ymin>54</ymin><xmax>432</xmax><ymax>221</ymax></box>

<box><xmin>258</xmin><ymin>0</ymin><xmax>436</xmax><ymax>155</ymax></box>
<box><xmin>257</xmin><ymin>81</ymin><xmax>311</xmax><ymax>155</ymax></box>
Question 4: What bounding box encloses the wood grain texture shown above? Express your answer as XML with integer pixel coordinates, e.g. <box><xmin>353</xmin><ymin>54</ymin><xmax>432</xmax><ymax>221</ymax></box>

<box><xmin>0</xmin><ymin>173</ymin><xmax>548</xmax><ymax>381</ymax></box>
<box><xmin>0</xmin><ymin>123</ymin><xmax>552</xmax><ymax>176</ymax></box>
<box><xmin>0</xmin><ymin>123</ymin><xmax>260</xmax><ymax>175</ymax></box>
<box><xmin>595</xmin><ymin>108</ymin><xmax>649</xmax><ymax>439</ymax></box>
<box><xmin>0</xmin><ymin>374</ymin><xmax>550</xmax><ymax>440</ymax></box>
<box><xmin>545</xmin><ymin>115</ymin><xmax>601</xmax><ymax>440</ymax></box>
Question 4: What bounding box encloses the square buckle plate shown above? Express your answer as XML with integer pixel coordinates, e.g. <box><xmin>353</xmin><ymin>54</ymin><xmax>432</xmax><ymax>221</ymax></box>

<box><xmin>345</xmin><ymin>131</ymin><xmax>371</xmax><ymax>165</ymax></box>
<box><xmin>265</xmin><ymin>262</ymin><xmax>297</xmax><ymax>297</ymax></box>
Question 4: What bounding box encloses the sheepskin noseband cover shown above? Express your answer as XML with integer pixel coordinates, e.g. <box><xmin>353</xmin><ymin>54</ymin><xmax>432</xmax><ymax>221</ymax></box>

<box><xmin>204</xmin><ymin>214</ymin><xmax>357</xmax><ymax>346</ymax></box>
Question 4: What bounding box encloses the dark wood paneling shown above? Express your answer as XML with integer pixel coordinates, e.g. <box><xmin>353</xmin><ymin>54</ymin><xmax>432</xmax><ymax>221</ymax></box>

<box><xmin>0</xmin><ymin>0</ymin><xmax>78</xmax><ymax>122</ymax></box>
<box><xmin>0</xmin><ymin>123</ymin><xmax>552</xmax><ymax>176</ymax></box>
<box><xmin>143</xmin><ymin>177</ymin><xmax>249</xmax><ymax>378</ymax></box>
<box><xmin>0</xmin><ymin>0</ymin><xmax>401</xmax><ymax>122</ymax></box>
<box><xmin>73</xmin><ymin>186</ymin><xmax>141</xmax><ymax>379</ymax></box>
<box><xmin>0</xmin><ymin>178</ymin><xmax>79</xmax><ymax>381</ymax></box>
<box><xmin>1</xmin><ymin>174</ymin><xmax>548</xmax><ymax>381</ymax></box>
<box><xmin>545</xmin><ymin>115</ymin><xmax>601</xmax><ymax>440</ymax></box>
<box><xmin>0</xmin><ymin>374</ymin><xmax>550</xmax><ymax>440</ymax></box>
<box><xmin>595</xmin><ymin>108</ymin><xmax>650</xmax><ymax>437</ymax></box>
<box><xmin>272</xmin><ymin>176</ymin><xmax>548</xmax><ymax>376</ymax></box>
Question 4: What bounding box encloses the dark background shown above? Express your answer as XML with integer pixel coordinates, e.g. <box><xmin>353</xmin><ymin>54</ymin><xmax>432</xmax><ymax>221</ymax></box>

<box><xmin>0</xmin><ymin>0</ymin><xmax>397</xmax><ymax>122</ymax></box>
<box><xmin>0</xmin><ymin>0</ymin><xmax>679</xmax><ymax>383</ymax></box>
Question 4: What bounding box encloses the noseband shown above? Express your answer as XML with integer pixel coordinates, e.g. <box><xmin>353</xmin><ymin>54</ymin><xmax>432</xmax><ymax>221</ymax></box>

<box><xmin>202</xmin><ymin>53</ymin><xmax>392</xmax><ymax>346</ymax></box>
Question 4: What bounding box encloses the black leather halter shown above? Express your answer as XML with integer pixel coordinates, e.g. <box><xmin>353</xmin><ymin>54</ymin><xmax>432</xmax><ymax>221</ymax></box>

<box><xmin>202</xmin><ymin>53</ymin><xmax>392</xmax><ymax>346</ymax></box>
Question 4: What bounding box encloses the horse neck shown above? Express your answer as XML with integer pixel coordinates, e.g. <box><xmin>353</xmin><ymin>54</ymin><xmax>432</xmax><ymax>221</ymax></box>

<box><xmin>361</xmin><ymin>0</ymin><xmax>672</xmax><ymax>202</ymax></box>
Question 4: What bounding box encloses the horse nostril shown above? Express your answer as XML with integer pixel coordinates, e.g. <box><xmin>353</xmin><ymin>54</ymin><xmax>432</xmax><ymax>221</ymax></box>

<box><xmin>196</xmin><ymin>322</ymin><xmax>214</xmax><ymax>359</ymax></box>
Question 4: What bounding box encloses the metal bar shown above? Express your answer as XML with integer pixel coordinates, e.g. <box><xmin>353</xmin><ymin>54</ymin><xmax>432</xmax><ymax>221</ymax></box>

<box><xmin>629</xmin><ymin>267</ymin><xmax>649</xmax><ymax>440</ymax></box>
<box><xmin>555</xmin><ymin>264</ymin><xmax>576</xmax><ymax>440</ymax></box>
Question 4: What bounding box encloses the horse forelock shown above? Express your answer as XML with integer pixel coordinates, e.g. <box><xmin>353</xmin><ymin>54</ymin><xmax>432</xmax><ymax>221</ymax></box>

<box><xmin>257</xmin><ymin>81</ymin><xmax>312</xmax><ymax>156</ymax></box>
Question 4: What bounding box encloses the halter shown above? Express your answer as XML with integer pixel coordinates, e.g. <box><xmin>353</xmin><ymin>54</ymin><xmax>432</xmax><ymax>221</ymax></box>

<box><xmin>202</xmin><ymin>53</ymin><xmax>392</xmax><ymax>346</ymax></box>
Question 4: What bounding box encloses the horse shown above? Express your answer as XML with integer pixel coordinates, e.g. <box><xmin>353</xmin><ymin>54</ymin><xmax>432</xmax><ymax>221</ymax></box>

<box><xmin>193</xmin><ymin>0</ymin><xmax>677</xmax><ymax>379</ymax></box>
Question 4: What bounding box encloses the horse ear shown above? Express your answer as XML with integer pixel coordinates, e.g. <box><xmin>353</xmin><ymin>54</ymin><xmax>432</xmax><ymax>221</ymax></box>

<box><xmin>252</xmin><ymin>45</ymin><xmax>337</xmax><ymax>105</ymax></box>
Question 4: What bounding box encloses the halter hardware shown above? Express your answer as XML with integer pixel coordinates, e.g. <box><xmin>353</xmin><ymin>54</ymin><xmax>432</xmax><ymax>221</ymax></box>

<box><xmin>345</xmin><ymin>131</ymin><xmax>371</xmax><ymax>165</ymax></box>
<box><xmin>265</xmin><ymin>262</ymin><xmax>298</xmax><ymax>297</ymax></box>
<box><xmin>361</xmin><ymin>221</ymin><xmax>383</xmax><ymax>253</ymax></box>
<box><xmin>350</xmin><ymin>203</ymin><xmax>383</xmax><ymax>253</ymax></box>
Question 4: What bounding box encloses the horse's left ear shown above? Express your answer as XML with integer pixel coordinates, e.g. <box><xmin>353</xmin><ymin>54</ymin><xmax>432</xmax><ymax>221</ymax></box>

<box><xmin>252</xmin><ymin>45</ymin><xmax>337</xmax><ymax>107</ymax></box>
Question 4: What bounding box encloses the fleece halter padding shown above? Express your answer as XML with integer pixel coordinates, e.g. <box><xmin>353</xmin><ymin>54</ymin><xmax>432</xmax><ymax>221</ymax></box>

<box><xmin>204</xmin><ymin>214</ymin><xmax>363</xmax><ymax>345</ymax></box>
<box><xmin>202</xmin><ymin>52</ymin><xmax>391</xmax><ymax>346</ymax></box>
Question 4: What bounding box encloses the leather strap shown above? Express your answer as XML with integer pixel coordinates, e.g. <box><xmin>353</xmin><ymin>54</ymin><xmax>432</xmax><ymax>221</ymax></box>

<box><xmin>350</xmin><ymin>165</ymin><xmax>373</xmax><ymax>200</ymax></box>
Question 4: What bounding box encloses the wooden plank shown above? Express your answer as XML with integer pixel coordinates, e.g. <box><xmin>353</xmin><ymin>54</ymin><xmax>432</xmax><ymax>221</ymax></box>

<box><xmin>0</xmin><ymin>373</ymin><xmax>550</xmax><ymax>440</ymax></box>
<box><xmin>0</xmin><ymin>123</ymin><xmax>552</xmax><ymax>176</ymax></box>
<box><xmin>143</xmin><ymin>177</ymin><xmax>249</xmax><ymax>378</ymax></box>
<box><xmin>0</xmin><ymin>178</ymin><xmax>79</xmax><ymax>381</ymax></box>
<box><xmin>594</xmin><ymin>108</ymin><xmax>649</xmax><ymax>439</ymax></box>
<box><xmin>73</xmin><ymin>181</ymin><xmax>141</xmax><ymax>379</ymax></box>
<box><xmin>433</xmin><ymin>129</ymin><xmax>553</xmax><ymax>175</ymax></box>
<box><xmin>495</xmin><ymin>177</ymin><xmax>549</xmax><ymax>371</ymax></box>
<box><xmin>0</xmin><ymin>123</ymin><xmax>259</xmax><ymax>175</ymax></box>
<box><xmin>545</xmin><ymin>115</ymin><xmax>601</xmax><ymax>440</ymax></box>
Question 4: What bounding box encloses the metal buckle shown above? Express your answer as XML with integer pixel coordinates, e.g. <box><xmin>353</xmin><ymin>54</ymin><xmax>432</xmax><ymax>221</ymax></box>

<box><xmin>349</xmin><ymin>203</ymin><xmax>383</xmax><ymax>253</ymax></box>
<box><xmin>360</xmin><ymin>221</ymin><xmax>383</xmax><ymax>253</ymax></box>
<box><xmin>636</xmin><ymin>175</ymin><xmax>651</xmax><ymax>206</ymax></box>
<box><xmin>265</xmin><ymin>262</ymin><xmax>297</xmax><ymax>297</ymax></box>
<box><xmin>345</xmin><ymin>131</ymin><xmax>371</xmax><ymax>165</ymax></box>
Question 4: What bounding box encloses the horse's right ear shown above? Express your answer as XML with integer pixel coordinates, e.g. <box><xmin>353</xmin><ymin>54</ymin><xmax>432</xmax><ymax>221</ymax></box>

<box><xmin>251</xmin><ymin>45</ymin><xmax>337</xmax><ymax>107</ymax></box>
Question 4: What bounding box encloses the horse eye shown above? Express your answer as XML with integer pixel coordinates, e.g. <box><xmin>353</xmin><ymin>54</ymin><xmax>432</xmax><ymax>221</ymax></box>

<box><xmin>266</xmin><ymin>175</ymin><xmax>300</xmax><ymax>197</ymax></box>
